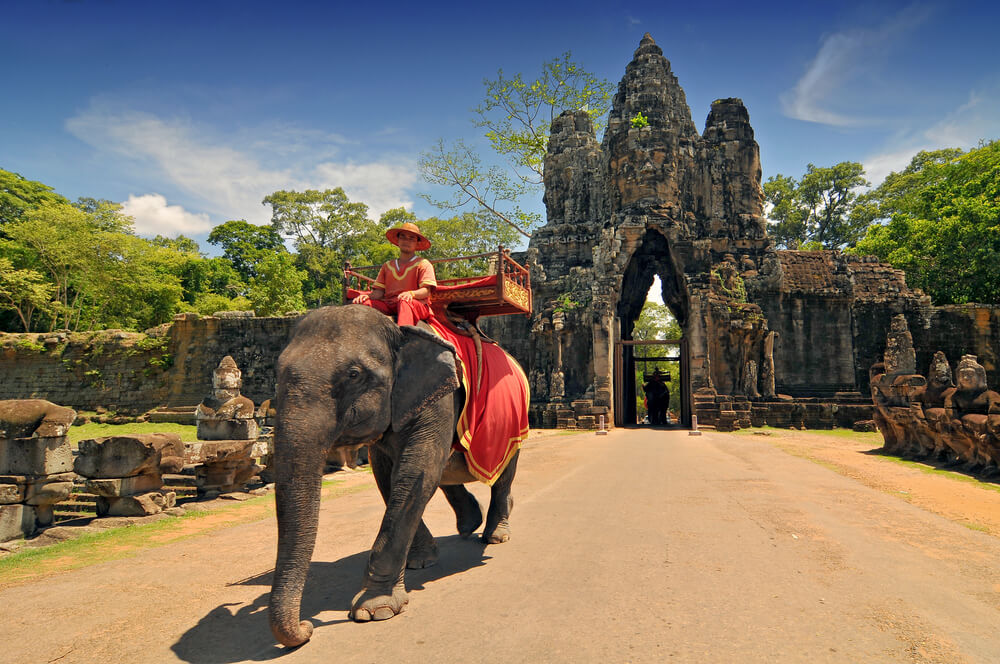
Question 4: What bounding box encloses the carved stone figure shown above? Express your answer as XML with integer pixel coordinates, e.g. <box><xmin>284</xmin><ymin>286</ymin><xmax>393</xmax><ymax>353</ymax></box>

<box><xmin>196</xmin><ymin>356</ymin><xmax>258</xmax><ymax>441</ymax></box>
<box><xmin>871</xmin><ymin>324</ymin><xmax>1000</xmax><ymax>475</ymax></box>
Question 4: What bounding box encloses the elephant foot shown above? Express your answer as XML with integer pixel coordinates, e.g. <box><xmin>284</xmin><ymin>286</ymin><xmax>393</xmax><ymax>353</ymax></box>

<box><xmin>407</xmin><ymin>526</ymin><xmax>439</xmax><ymax>569</ymax></box>
<box><xmin>482</xmin><ymin>493</ymin><xmax>513</xmax><ymax>544</ymax></box>
<box><xmin>482</xmin><ymin>519</ymin><xmax>511</xmax><ymax>544</ymax></box>
<box><xmin>350</xmin><ymin>580</ymin><xmax>408</xmax><ymax>622</ymax></box>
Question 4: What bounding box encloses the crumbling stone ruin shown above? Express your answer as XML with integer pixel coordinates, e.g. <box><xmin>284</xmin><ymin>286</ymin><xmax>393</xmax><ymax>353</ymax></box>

<box><xmin>483</xmin><ymin>33</ymin><xmax>1000</xmax><ymax>430</ymax></box>
<box><xmin>74</xmin><ymin>433</ymin><xmax>185</xmax><ymax>516</ymax></box>
<box><xmin>871</xmin><ymin>315</ymin><xmax>1000</xmax><ymax>474</ymax></box>
<box><xmin>0</xmin><ymin>400</ymin><xmax>77</xmax><ymax>541</ymax></box>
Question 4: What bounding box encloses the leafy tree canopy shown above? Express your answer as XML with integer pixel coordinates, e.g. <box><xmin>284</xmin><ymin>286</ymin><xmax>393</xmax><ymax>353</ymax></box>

<box><xmin>262</xmin><ymin>188</ymin><xmax>381</xmax><ymax>307</ymax></box>
<box><xmin>764</xmin><ymin>162</ymin><xmax>869</xmax><ymax>249</ymax></box>
<box><xmin>420</xmin><ymin>53</ymin><xmax>613</xmax><ymax>237</ymax></box>
<box><xmin>851</xmin><ymin>142</ymin><xmax>1000</xmax><ymax>304</ymax></box>
<box><xmin>207</xmin><ymin>219</ymin><xmax>285</xmax><ymax>283</ymax></box>
<box><xmin>0</xmin><ymin>168</ymin><xmax>70</xmax><ymax>230</ymax></box>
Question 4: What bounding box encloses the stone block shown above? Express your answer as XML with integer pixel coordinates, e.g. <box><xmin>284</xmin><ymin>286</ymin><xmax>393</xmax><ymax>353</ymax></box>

<box><xmin>0</xmin><ymin>504</ymin><xmax>35</xmax><ymax>542</ymax></box>
<box><xmin>34</xmin><ymin>504</ymin><xmax>54</xmax><ymax>527</ymax></box>
<box><xmin>85</xmin><ymin>472</ymin><xmax>163</xmax><ymax>497</ymax></box>
<box><xmin>556</xmin><ymin>417</ymin><xmax>577</xmax><ymax>429</ymax></box>
<box><xmin>576</xmin><ymin>415</ymin><xmax>596</xmax><ymax>429</ymax></box>
<box><xmin>196</xmin><ymin>418</ymin><xmax>259</xmax><ymax>441</ymax></box>
<box><xmin>0</xmin><ymin>437</ymin><xmax>74</xmax><ymax>475</ymax></box>
<box><xmin>0</xmin><ymin>477</ymin><xmax>26</xmax><ymax>504</ymax></box>
<box><xmin>24</xmin><ymin>472</ymin><xmax>76</xmax><ymax>506</ymax></box>
<box><xmin>96</xmin><ymin>490</ymin><xmax>176</xmax><ymax>517</ymax></box>
<box><xmin>74</xmin><ymin>433</ymin><xmax>185</xmax><ymax>478</ymax></box>
<box><xmin>185</xmin><ymin>439</ymin><xmax>256</xmax><ymax>464</ymax></box>
<box><xmin>0</xmin><ymin>399</ymin><xmax>76</xmax><ymax>439</ymax></box>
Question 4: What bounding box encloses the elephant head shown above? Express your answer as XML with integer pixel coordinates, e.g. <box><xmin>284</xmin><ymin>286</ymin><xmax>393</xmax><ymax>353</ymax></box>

<box><xmin>268</xmin><ymin>305</ymin><xmax>459</xmax><ymax>646</ymax></box>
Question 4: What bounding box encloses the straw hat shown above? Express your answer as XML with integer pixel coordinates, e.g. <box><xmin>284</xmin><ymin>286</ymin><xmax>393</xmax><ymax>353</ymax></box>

<box><xmin>386</xmin><ymin>222</ymin><xmax>431</xmax><ymax>251</ymax></box>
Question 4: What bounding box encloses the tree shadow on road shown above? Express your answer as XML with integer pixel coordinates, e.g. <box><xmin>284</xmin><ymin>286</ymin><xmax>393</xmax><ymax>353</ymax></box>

<box><xmin>170</xmin><ymin>535</ymin><xmax>490</xmax><ymax>662</ymax></box>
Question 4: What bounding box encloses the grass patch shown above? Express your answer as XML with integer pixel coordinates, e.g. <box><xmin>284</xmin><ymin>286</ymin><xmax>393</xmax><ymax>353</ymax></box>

<box><xmin>877</xmin><ymin>455</ymin><xmax>1000</xmax><ymax>495</ymax></box>
<box><xmin>733</xmin><ymin>425</ymin><xmax>883</xmax><ymax>445</ymax></box>
<box><xmin>961</xmin><ymin>521</ymin><xmax>990</xmax><ymax>533</ymax></box>
<box><xmin>68</xmin><ymin>421</ymin><xmax>198</xmax><ymax>445</ymax></box>
<box><xmin>0</xmin><ymin>479</ymin><xmax>370</xmax><ymax>588</ymax></box>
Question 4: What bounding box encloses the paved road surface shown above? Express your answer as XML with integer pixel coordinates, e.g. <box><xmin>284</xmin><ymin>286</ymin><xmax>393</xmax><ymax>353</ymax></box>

<box><xmin>3</xmin><ymin>428</ymin><xmax>1000</xmax><ymax>663</ymax></box>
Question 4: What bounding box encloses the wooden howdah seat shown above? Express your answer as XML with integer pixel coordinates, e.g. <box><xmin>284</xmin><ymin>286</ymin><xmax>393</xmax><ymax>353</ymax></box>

<box><xmin>343</xmin><ymin>246</ymin><xmax>532</xmax><ymax>320</ymax></box>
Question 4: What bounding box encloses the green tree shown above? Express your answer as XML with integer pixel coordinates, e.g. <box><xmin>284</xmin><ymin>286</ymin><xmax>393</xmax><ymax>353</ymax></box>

<box><xmin>263</xmin><ymin>188</ymin><xmax>384</xmax><ymax>307</ymax></box>
<box><xmin>420</xmin><ymin>53</ymin><xmax>614</xmax><ymax>237</ymax></box>
<box><xmin>632</xmin><ymin>301</ymin><xmax>682</xmax><ymax>418</ymax></box>
<box><xmin>851</xmin><ymin>142</ymin><xmax>1000</xmax><ymax>304</ymax></box>
<box><xmin>0</xmin><ymin>168</ymin><xmax>70</xmax><ymax>232</ymax></box>
<box><xmin>4</xmin><ymin>201</ymin><xmax>186</xmax><ymax>331</ymax></box>
<box><xmin>0</xmin><ymin>257</ymin><xmax>56</xmax><ymax>331</ymax></box>
<box><xmin>248</xmin><ymin>252</ymin><xmax>307</xmax><ymax>316</ymax></box>
<box><xmin>764</xmin><ymin>162</ymin><xmax>869</xmax><ymax>249</ymax></box>
<box><xmin>207</xmin><ymin>219</ymin><xmax>286</xmax><ymax>284</ymax></box>
<box><xmin>152</xmin><ymin>234</ymin><xmax>201</xmax><ymax>254</ymax></box>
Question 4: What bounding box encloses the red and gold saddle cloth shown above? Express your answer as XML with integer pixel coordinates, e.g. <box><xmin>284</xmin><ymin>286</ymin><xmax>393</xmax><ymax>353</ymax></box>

<box><xmin>425</xmin><ymin>316</ymin><xmax>530</xmax><ymax>485</ymax></box>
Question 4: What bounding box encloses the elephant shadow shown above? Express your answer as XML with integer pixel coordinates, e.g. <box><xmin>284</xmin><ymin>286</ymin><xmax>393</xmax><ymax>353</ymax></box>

<box><xmin>170</xmin><ymin>536</ymin><xmax>491</xmax><ymax>663</ymax></box>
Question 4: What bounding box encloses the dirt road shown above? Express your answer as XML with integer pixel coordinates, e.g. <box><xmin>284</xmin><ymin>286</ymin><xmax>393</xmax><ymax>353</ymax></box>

<box><xmin>3</xmin><ymin>427</ymin><xmax>1000</xmax><ymax>663</ymax></box>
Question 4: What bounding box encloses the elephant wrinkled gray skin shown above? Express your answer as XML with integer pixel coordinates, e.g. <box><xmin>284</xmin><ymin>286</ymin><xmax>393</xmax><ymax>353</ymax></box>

<box><xmin>268</xmin><ymin>305</ymin><xmax>520</xmax><ymax>647</ymax></box>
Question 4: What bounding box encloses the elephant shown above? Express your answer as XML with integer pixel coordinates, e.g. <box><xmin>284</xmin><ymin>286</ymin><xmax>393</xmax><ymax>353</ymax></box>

<box><xmin>268</xmin><ymin>305</ymin><xmax>521</xmax><ymax>647</ymax></box>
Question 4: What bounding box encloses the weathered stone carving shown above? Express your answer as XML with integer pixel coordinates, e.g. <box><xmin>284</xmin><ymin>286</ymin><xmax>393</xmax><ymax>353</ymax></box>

<box><xmin>871</xmin><ymin>316</ymin><xmax>1000</xmax><ymax>474</ymax></box>
<box><xmin>0</xmin><ymin>399</ymin><xmax>76</xmax><ymax>541</ymax></box>
<box><xmin>192</xmin><ymin>356</ymin><xmax>263</xmax><ymax>494</ymax></box>
<box><xmin>196</xmin><ymin>356</ymin><xmax>259</xmax><ymax>441</ymax></box>
<box><xmin>74</xmin><ymin>433</ymin><xmax>184</xmax><ymax>517</ymax></box>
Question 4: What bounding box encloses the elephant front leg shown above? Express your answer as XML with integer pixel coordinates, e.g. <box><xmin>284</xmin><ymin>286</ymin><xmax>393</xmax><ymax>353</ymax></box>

<box><xmin>482</xmin><ymin>450</ymin><xmax>519</xmax><ymax>544</ymax></box>
<box><xmin>350</xmin><ymin>423</ymin><xmax>450</xmax><ymax>622</ymax></box>
<box><xmin>369</xmin><ymin>445</ymin><xmax>438</xmax><ymax>570</ymax></box>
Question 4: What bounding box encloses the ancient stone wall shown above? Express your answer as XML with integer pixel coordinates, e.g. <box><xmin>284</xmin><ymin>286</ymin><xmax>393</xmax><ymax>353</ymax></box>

<box><xmin>0</xmin><ymin>314</ymin><xmax>300</xmax><ymax>413</ymax></box>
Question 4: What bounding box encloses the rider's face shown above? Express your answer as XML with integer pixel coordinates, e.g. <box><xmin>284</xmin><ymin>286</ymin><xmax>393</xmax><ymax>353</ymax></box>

<box><xmin>396</xmin><ymin>232</ymin><xmax>418</xmax><ymax>249</ymax></box>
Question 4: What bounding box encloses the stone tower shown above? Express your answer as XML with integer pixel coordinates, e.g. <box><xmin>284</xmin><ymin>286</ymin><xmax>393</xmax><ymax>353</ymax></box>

<box><xmin>485</xmin><ymin>34</ymin><xmax>951</xmax><ymax>430</ymax></box>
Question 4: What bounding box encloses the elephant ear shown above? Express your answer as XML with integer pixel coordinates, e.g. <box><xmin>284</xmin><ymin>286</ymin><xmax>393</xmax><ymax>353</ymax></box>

<box><xmin>391</xmin><ymin>325</ymin><xmax>460</xmax><ymax>431</ymax></box>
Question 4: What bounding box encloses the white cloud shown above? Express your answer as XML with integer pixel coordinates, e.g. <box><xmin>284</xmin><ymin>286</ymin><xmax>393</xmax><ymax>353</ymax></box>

<box><xmin>121</xmin><ymin>193</ymin><xmax>213</xmax><ymax>237</ymax></box>
<box><xmin>314</xmin><ymin>162</ymin><xmax>417</xmax><ymax>219</ymax></box>
<box><xmin>780</xmin><ymin>5</ymin><xmax>931</xmax><ymax>126</ymax></box>
<box><xmin>66</xmin><ymin>102</ymin><xmax>418</xmax><ymax>226</ymax></box>
<box><xmin>863</xmin><ymin>87</ymin><xmax>1000</xmax><ymax>185</ymax></box>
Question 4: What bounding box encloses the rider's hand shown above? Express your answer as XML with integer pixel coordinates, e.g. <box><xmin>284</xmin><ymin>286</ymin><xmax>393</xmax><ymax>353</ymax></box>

<box><xmin>397</xmin><ymin>290</ymin><xmax>414</xmax><ymax>302</ymax></box>
<box><xmin>353</xmin><ymin>293</ymin><xmax>370</xmax><ymax>304</ymax></box>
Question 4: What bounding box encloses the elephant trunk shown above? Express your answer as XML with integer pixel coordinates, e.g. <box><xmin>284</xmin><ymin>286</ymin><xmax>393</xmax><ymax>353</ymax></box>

<box><xmin>268</xmin><ymin>427</ymin><xmax>327</xmax><ymax>647</ymax></box>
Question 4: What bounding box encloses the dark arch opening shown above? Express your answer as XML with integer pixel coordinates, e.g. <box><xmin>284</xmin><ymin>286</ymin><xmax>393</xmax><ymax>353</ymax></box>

<box><xmin>615</xmin><ymin>228</ymin><xmax>691</xmax><ymax>426</ymax></box>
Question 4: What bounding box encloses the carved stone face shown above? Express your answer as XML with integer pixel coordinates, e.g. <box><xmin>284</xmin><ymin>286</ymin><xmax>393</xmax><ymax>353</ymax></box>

<box><xmin>213</xmin><ymin>356</ymin><xmax>242</xmax><ymax>392</ymax></box>
<box><xmin>955</xmin><ymin>355</ymin><xmax>986</xmax><ymax>393</ymax></box>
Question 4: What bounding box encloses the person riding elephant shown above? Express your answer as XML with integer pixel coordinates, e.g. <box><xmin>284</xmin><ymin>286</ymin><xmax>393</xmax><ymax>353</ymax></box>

<box><xmin>268</xmin><ymin>305</ymin><xmax>528</xmax><ymax>647</ymax></box>
<box><xmin>351</xmin><ymin>222</ymin><xmax>437</xmax><ymax>326</ymax></box>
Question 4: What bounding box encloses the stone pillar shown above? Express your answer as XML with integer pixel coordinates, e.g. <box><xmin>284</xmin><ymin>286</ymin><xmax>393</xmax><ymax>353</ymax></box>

<box><xmin>0</xmin><ymin>400</ymin><xmax>76</xmax><ymax>541</ymax></box>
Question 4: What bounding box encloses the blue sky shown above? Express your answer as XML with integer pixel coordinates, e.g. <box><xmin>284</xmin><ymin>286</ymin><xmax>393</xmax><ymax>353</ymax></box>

<box><xmin>3</xmin><ymin>0</ymin><xmax>998</xmax><ymax>251</ymax></box>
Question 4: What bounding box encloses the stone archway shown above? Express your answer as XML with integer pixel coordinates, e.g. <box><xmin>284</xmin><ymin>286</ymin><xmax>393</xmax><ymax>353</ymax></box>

<box><xmin>613</xmin><ymin>228</ymin><xmax>692</xmax><ymax>427</ymax></box>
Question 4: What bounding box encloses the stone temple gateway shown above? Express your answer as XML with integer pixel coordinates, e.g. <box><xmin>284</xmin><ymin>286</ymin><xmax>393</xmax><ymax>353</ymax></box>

<box><xmin>484</xmin><ymin>34</ymin><xmax>1000</xmax><ymax>430</ymax></box>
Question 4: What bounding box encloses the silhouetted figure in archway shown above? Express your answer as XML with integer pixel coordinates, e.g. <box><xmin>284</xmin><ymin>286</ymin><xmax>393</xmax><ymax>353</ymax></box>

<box><xmin>643</xmin><ymin>370</ymin><xmax>669</xmax><ymax>425</ymax></box>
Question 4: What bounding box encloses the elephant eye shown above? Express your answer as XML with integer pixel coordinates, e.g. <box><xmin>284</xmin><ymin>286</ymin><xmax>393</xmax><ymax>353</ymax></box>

<box><xmin>346</xmin><ymin>367</ymin><xmax>361</xmax><ymax>380</ymax></box>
